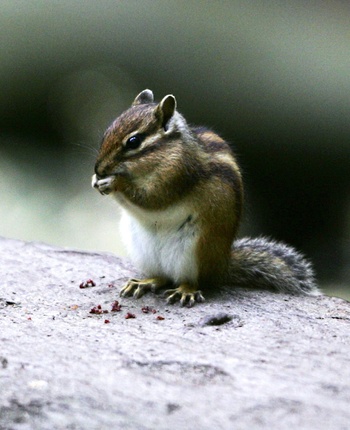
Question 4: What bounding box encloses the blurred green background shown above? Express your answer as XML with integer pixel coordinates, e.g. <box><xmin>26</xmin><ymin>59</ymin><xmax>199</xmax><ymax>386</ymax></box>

<box><xmin>1</xmin><ymin>1</ymin><xmax>349</xmax><ymax>298</ymax></box>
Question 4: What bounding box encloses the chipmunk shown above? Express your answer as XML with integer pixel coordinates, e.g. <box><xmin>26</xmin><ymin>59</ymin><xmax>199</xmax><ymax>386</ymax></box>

<box><xmin>92</xmin><ymin>89</ymin><xmax>318</xmax><ymax>306</ymax></box>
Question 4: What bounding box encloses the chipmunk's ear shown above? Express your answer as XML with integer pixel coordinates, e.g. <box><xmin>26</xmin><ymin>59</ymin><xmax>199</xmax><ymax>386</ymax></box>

<box><xmin>132</xmin><ymin>89</ymin><xmax>154</xmax><ymax>106</ymax></box>
<box><xmin>155</xmin><ymin>94</ymin><xmax>177</xmax><ymax>131</ymax></box>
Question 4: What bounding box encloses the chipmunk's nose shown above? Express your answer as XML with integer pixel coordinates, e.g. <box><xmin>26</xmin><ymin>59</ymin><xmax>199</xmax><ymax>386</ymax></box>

<box><xmin>94</xmin><ymin>163</ymin><xmax>105</xmax><ymax>179</ymax></box>
<box><xmin>94</xmin><ymin>163</ymin><xmax>100</xmax><ymax>176</ymax></box>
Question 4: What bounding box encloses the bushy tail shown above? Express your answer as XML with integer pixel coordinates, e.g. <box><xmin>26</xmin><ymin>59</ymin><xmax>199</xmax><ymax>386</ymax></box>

<box><xmin>229</xmin><ymin>237</ymin><xmax>319</xmax><ymax>295</ymax></box>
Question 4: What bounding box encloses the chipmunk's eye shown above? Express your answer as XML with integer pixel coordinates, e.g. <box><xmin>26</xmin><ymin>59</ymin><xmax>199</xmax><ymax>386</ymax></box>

<box><xmin>125</xmin><ymin>134</ymin><xmax>144</xmax><ymax>150</ymax></box>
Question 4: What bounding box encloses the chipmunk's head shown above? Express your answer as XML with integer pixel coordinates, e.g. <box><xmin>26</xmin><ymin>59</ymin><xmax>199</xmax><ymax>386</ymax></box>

<box><xmin>93</xmin><ymin>89</ymin><xmax>191</xmax><ymax>196</ymax></box>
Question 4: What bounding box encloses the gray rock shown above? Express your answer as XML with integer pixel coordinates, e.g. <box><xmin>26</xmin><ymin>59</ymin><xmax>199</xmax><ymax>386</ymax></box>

<box><xmin>0</xmin><ymin>237</ymin><xmax>349</xmax><ymax>430</ymax></box>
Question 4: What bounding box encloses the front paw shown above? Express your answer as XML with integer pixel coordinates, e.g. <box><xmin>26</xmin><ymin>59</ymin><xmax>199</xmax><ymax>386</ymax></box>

<box><xmin>91</xmin><ymin>174</ymin><xmax>115</xmax><ymax>195</ymax></box>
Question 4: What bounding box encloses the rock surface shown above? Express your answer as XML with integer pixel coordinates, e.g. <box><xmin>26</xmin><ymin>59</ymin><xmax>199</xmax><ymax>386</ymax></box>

<box><xmin>0</xmin><ymin>237</ymin><xmax>349</xmax><ymax>430</ymax></box>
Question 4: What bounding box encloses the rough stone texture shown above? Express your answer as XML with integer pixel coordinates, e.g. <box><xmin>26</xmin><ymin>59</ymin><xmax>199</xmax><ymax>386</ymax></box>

<box><xmin>0</xmin><ymin>237</ymin><xmax>350</xmax><ymax>430</ymax></box>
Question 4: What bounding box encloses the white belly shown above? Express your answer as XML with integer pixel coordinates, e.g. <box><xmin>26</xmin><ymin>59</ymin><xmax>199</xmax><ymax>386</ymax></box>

<box><xmin>117</xmin><ymin>196</ymin><xmax>199</xmax><ymax>284</ymax></box>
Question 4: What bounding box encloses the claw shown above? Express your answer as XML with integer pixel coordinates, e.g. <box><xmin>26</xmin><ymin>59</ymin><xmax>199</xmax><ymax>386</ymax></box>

<box><xmin>133</xmin><ymin>285</ymin><xmax>147</xmax><ymax>299</ymax></box>
<box><xmin>120</xmin><ymin>278</ymin><xmax>139</xmax><ymax>297</ymax></box>
<box><xmin>164</xmin><ymin>290</ymin><xmax>181</xmax><ymax>304</ymax></box>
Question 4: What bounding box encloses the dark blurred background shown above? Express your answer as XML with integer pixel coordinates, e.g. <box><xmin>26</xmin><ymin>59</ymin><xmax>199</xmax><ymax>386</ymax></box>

<box><xmin>1</xmin><ymin>1</ymin><xmax>349</xmax><ymax>298</ymax></box>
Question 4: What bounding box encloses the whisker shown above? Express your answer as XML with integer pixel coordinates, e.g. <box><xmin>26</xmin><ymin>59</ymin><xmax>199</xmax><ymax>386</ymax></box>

<box><xmin>69</xmin><ymin>141</ymin><xmax>99</xmax><ymax>158</ymax></box>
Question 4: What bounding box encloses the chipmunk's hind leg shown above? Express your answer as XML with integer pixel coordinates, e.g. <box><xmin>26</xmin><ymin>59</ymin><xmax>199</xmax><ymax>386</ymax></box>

<box><xmin>120</xmin><ymin>277</ymin><xmax>170</xmax><ymax>299</ymax></box>
<box><xmin>163</xmin><ymin>283</ymin><xmax>205</xmax><ymax>307</ymax></box>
